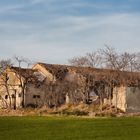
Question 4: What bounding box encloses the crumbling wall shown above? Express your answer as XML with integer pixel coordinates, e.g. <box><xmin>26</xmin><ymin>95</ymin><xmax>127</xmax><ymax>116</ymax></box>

<box><xmin>25</xmin><ymin>84</ymin><xmax>46</xmax><ymax>107</ymax></box>
<box><xmin>0</xmin><ymin>70</ymin><xmax>23</xmax><ymax>109</ymax></box>
<box><xmin>112</xmin><ymin>86</ymin><xmax>140</xmax><ymax>112</ymax></box>
<box><xmin>112</xmin><ymin>86</ymin><xmax>127</xmax><ymax>112</ymax></box>
<box><xmin>32</xmin><ymin>63</ymin><xmax>140</xmax><ymax>110</ymax></box>
<box><xmin>33</xmin><ymin>64</ymin><xmax>55</xmax><ymax>81</ymax></box>
<box><xmin>126</xmin><ymin>87</ymin><xmax>140</xmax><ymax>113</ymax></box>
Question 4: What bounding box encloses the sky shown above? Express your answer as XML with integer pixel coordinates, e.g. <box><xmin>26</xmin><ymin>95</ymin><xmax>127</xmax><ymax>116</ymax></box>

<box><xmin>0</xmin><ymin>0</ymin><xmax>140</xmax><ymax>64</ymax></box>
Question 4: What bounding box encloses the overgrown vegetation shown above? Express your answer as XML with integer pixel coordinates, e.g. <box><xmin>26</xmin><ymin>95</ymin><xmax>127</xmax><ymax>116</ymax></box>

<box><xmin>0</xmin><ymin>103</ymin><xmax>125</xmax><ymax>117</ymax></box>
<box><xmin>0</xmin><ymin>46</ymin><xmax>140</xmax><ymax>113</ymax></box>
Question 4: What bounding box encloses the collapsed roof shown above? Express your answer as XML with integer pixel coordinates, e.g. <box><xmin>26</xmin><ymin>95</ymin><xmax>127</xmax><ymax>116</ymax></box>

<box><xmin>36</xmin><ymin>63</ymin><xmax>140</xmax><ymax>87</ymax></box>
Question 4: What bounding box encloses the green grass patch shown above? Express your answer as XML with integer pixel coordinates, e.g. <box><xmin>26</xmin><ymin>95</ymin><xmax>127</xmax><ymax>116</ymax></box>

<box><xmin>0</xmin><ymin>116</ymin><xmax>140</xmax><ymax>140</ymax></box>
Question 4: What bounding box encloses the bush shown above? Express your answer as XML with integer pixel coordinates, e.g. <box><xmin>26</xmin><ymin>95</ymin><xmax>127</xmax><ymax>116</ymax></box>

<box><xmin>59</xmin><ymin>109</ymin><xmax>88</xmax><ymax>116</ymax></box>
<box><xmin>26</xmin><ymin>104</ymin><xmax>38</xmax><ymax>108</ymax></box>
<box><xmin>73</xmin><ymin>110</ymin><xmax>89</xmax><ymax>116</ymax></box>
<box><xmin>95</xmin><ymin>111</ymin><xmax>117</xmax><ymax>117</ymax></box>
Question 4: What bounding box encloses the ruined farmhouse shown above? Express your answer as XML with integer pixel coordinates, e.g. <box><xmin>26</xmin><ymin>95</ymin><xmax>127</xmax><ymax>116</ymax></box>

<box><xmin>0</xmin><ymin>63</ymin><xmax>140</xmax><ymax>112</ymax></box>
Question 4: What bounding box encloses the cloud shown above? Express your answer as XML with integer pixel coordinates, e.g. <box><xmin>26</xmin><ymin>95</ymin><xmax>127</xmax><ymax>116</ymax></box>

<box><xmin>30</xmin><ymin>0</ymin><xmax>46</xmax><ymax>4</ymax></box>
<box><xmin>0</xmin><ymin>12</ymin><xmax>140</xmax><ymax>64</ymax></box>
<box><xmin>0</xmin><ymin>0</ymin><xmax>140</xmax><ymax>64</ymax></box>
<box><xmin>0</xmin><ymin>4</ymin><xmax>24</xmax><ymax>14</ymax></box>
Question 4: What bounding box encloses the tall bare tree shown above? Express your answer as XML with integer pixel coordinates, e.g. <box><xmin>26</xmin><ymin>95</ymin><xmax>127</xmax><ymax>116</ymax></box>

<box><xmin>68</xmin><ymin>56</ymin><xmax>89</xmax><ymax>67</ymax></box>
<box><xmin>99</xmin><ymin>45</ymin><xmax>120</xmax><ymax>70</ymax></box>
<box><xmin>13</xmin><ymin>56</ymin><xmax>33</xmax><ymax>108</ymax></box>
<box><xmin>0</xmin><ymin>59</ymin><xmax>13</xmax><ymax>108</ymax></box>
<box><xmin>68</xmin><ymin>51</ymin><xmax>102</xmax><ymax>68</ymax></box>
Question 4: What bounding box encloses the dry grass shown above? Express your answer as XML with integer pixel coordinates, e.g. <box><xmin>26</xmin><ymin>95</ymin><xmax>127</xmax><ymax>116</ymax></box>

<box><xmin>0</xmin><ymin>103</ymin><xmax>129</xmax><ymax>117</ymax></box>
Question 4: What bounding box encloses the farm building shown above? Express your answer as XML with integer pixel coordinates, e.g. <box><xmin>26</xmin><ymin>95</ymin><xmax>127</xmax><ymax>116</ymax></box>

<box><xmin>0</xmin><ymin>66</ymin><xmax>46</xmax><ymax>109</ymax></box>
<box><xmin>0</xmin><ymin>63</ymin><xmax>140</xmax><ymax>112</ymax></box>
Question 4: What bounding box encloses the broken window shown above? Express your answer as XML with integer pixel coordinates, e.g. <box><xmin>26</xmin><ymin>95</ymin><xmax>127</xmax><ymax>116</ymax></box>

<box><xmin>37</xmin><ymin>95</ymin><xmax>40</xmax><ymax>98</ymax></box>
<box><xmin>33</xmin><ymin>95</ymin><xmax>36</xmax><ymax>98</ymax></box>
<box><xmin>18</xmin><ymin>94</ymin><xmax>21</xmax><ymax>97</ymax></box>
<box><xmin>33</xmin><ymin>95</ymin><xmax>40</xmax><ymax>98</ymax></box>
<box><xmin>5</xmin><ymin>95</ymin><xmax>8</xmax><ymax>99</ymax></box>
<box><xmin>11</xmin><ymin>94</ymin><xmax>15</xmax><ymax>98</ymax></box>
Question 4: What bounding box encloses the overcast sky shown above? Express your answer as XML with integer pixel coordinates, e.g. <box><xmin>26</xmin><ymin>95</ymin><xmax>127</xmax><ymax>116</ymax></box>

<box><xmin>0</xmin><ymin>0</ymin><xmax>140</xmax><ymax>64</ymax></box>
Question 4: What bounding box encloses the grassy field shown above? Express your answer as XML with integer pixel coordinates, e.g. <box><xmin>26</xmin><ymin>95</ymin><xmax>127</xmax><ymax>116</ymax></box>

<box><xmin>0</xmin><ymin>117</ymin><xmax>140</xmax><ymax>140</ymax></box>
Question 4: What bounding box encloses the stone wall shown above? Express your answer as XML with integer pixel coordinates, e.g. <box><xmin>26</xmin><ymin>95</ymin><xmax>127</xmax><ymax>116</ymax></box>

<box><xmin>126</xmin><ymin>87</ymin><xmax>140</xmax><ymax>113</ymax></box>
<box><xmin>112</xmin><ymin>86</ymin><xmax>140</xmax><ymax>112</ymax></box>
<box><xmin>25</xmin><ymin>84</ymin><xmax>46</xmax><ymax>107</ymax></box>
<box><xmin>112</xmin><ymin>86</ymin><xmax>127</xmax><ymax>112</ymax></box>
<box><xmin>0</xmin><ymin>69</ymin><xmax>23</xmax><ymax>109</ymax></box>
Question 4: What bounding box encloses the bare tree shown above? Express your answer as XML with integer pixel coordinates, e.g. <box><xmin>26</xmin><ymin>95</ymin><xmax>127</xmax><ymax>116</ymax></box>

<box><xmin>119</xmin><ymin>52</ymin><xmax>137</xmax><ymax>72</ymax></box>
<box><xmin>0</xmin><ymin>71</ymin><xmax>12</xmax><ymax>108</ymax></box>
<box><xmin>100</xmin><ymin>45</ymin><xmax>140</xmax><ymax>72</ymax></box>
<box><xmin>99</xmin><ymin>45</ymin><xmax>120</xmax><ymax>70</ymax></box>
<box><xmin>13</xmin><ymin>56</ymin><xmax>33</xmax><ymax>108</ymax></box>
<box><xmin>132</xmin><ymin>52</ymin><xmax>140</xmax><ymax>72</ymax></box>
<box><xmin>14</xmin><ymin>56</ymin><xmax>32</xmax><ymax>68</ymax></box>
<box><xmin>0</xmin><ymin>59</ymin><xmax>13</xmax><ymax>72</ymax></box>
<box><xmin>0</xmin><ymin>59</ymin><xmax>13</xmax><ymax>108</ymax></box>
<box><xmin>86</xmin><ymin>52</ymin><xmax>102</xmax><ymax>68</ymax></box>
<box><xmin>68</xmin><ymin>56</ymin><xmax>89</xmax><ymax>67</ymax></box>
<box><xmin>68</xmin><ymin>51</ymin><xmax>102</xmax><ymax>68</ymax></box>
